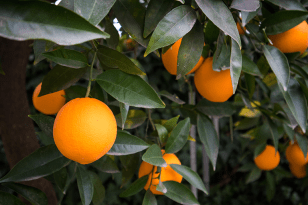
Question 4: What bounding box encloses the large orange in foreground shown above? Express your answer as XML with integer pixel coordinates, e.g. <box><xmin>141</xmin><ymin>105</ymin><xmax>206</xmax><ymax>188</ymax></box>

<box><xmin>162</xmin><ymin>38</ymin><xmax>204</xmax><ymax>75</ymax></box>
<box><xmin>32</xmin><ymin>83</ymin><xmax>66</xmax><ymax>115</ymax></box>
<box><xmin>138</xmin><ymin>150</ymin><xmax>182</xmax><ymax>195</ymax></box>
<box><xmin>254</xmin><ymin>145</ymin><xmax>280</xmax><ymax>171</ymax></box>
<box><xmin>53</xmin><ymin>97</ymin><xmax>117</xmax><ymax>164</ymax></box>
<box><xmin>194</xmin><ymin>57</ymin><xmax>233</xmax><ymax>102</ymax></box>
<box><xmin>268</xmin><ymin>21</ymin><xmax>308</xmax><ymax>54</ymax></box>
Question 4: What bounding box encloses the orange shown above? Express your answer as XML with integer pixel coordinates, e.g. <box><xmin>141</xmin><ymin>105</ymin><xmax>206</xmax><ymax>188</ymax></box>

<box><xmin>289</xmin><ymin>163</ymin><xmax>306</xmax><ymax>178</ymax></box>
<box><xmin>194</xmin><ymin>57</ymin><xmax>233</xmax><ymax>102</ymax></box>
<box><xmin>254</xmin><ymin>145</ymin><xmax>280</xmax><ymax>171</ymax></box>
<box><xmin>53</xmin><ymin>97</ymin><xmax>117</xmax><ymax>164</ymax></box>
<box><xmin>138</xmin><ymin>150</ymin><xmax>182</xmax><ymax>195</ymax></box>
<box><xmin>237</xmin><ymin>22</ymin><xmax>246</xmax><ymax>35</ymax></box>
<box><xmin>32</xmin><ymin>83</ymin><xmax>66</xmax><ymax>115</ymax></box>
<box><xmin>162</xmin><ymin>38</ymin><xmax>204</xmax><ymax>75</ymax></box>
<box><xmin>268</xmin><ymin>21</ymin><xmax>308</xmax><ymax>54</ymax></box>
<box><xmin>285</xmin><ymin>143</ymin><xmax>308</xmax><ymax>166</ymax></box>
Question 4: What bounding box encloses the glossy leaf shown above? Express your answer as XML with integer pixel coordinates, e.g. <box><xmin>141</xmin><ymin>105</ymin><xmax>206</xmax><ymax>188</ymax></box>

<box><xmin>142</xmin><ymin>190</ymin><xmax>157</xmax><ymax>205</ymax></box>
<box><xmin>197</xmin><ymin>114</ymin><xmax>219</xmax><ymax>170</ymax></box>
<box><xmin>0</xmin><ymin>145</ymin><xmax>71</xmax><ymax>183</ymax></box>
<box><xmin>230</xmin><ymin>38</ymin><xmax>242</xmax><ymax>93</ymax></box>
<box><xmin>115</xmin><ymin>110</ymin><xmax>147</xmax><ymax>130</ymax></box>
<box><xmin>241</xmin><ymin>8</ymin><xmax>260</xmax><ymax>26</ymax></box>
<box><xmin>266</xmin><ymin>0</ymin><xmax>306</xmax><ymax>11</ymax></box>
<box><xmin>295</xmin><ymin>133</ymin><xmax>308</xmax><ymax>158</ymax></box>
<box><xmin>212</xmin><ymin>32</ymin><xmax>230</xmax><ymax>71</ymax></box>
<box><xmin>108</xmin><ymin>131</ymin><xmax>149</xmax><ymax>155</ymax></box>
<box><xmin>242</xmin><ymin>55</ymin><xmax>263</xmax><ymax>77</ymax></box>
<box><xmin>96</xmin><ymin>70</ymin><xmax>165</xmax><ymax>108</ymax></box>
<box><xmin>77</xmin><ymin>165</ymin><xmax>94</xmax><ymax>205</ymax></box>
<box><xmin>0</xmin><ymin>1</ymin><xmax>109</xmax><ymax>45</ymax></box>
<box><xmin>119</xmin><ymin>103</ymin><xmax>129</xmax><ymax>130</ymax></box>
<box><xmin>158</xmin><ymin>90</ymin><xmax>185</xmax><ymax>104</ymax></box>
<box><xmin>195</xmin><ymin>0</ymin><xmax>241</xmax><ymax>48</ymax></box>
<box><xmin>42</xmin><ymin>49</ymin><xmax>88</xmax><ymax>69</ymax></box>
<box><xmin>196</xmin><ymin>98</ymin><xmax>235</xmax><ymax>117</ymax></box>
<box><xmin>246</xmin><ymin>166</ymin><xmax>262</xmax><ymax>184</ymax></box>
<box><xmin>89</xmin><ymin>171</ymin><xmax>105</xmax><ymax>205</ymax></box>
<box><xmin>91</xmin><ymin>155</ymin><xmax>120</xmax><ymax>173</ymax></box>
<box><xmin>29</xmin><ymin>114</ymin><xmax>54</xmax><ymax>138</ymax></box>
<box><xmin>262</xmin><ymin>45</ymin><xmax>290</xmax><ymax>91</ymax></box>
<box><xmin>163</xmin><ymin>181</ymin><xmax>199</xmax><ymax>205</ymax></box>
<box><xmin>155</xmin><ymin>124</ymin><xmax>169</xmax><ymax>145</ymax></box>
<box><xmin>119</xmin><ymin>175</ymin><xmax>149</xmax><ymax>198</ymax></box>
<box><xmin>97</xmin><ymin>45</ymin><xmax>145</xmax><ymax>75</ymax></box>
<box><xmin>142</xmin><ymin>144</ymin><xmax>167</xmax><ymax>167</ymax></box>
<box><xmin>0</xmin><ymin>192</ymin><xmax>24</xmax><ymax>205</ymax></box>
<box><xmin>162</xmin><ymin>116</ymin><xmax>180</xmax><ymax>132</ymax></box>
<box><xmin>144</xmin><ymin>5</ymin><xmax>196</xmax><ymax>56</ymax></box>
<box><xmin>230</xmin><ymin>0</ymin><xmax>260</xmax><ymax>11</ymax></box>
<box><xmin>104</xmin><ymin>19</ymin><xmax>120</xmax><ymax>49</ymax></box>
<box><xmin>39</xmin><ymin>65</ymin><xmax>88</xmax><ymax>96</ymax></box>
<box><xmin>170</xmin><ymin>164</ymin><xmax>208</xmax><ymax>194</ymax></box>
<box><xmin>165</xmin><ymin>118</ymin><xmax>190</xmax><ymax>154</ymax></box>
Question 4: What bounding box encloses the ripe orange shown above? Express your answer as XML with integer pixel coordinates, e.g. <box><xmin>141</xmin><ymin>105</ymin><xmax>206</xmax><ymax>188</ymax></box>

<box><xmin>53</xmin><ymin>97</ymin><xmax>117</xmax><ymax>164</ymax></box>
<box><xmin>32</xmin><ymin>83</ymin><xmax>66</xmax><ymax>115</ymax></box>
<box><xmin>285</xmin><ymin>142</ymin><xmax>308</xmax><ymax>166</ymax></box>
<box><xmin>289</xmin><ymin>163</ymin><xmax>306</xmax><ymax>178</ymax></box>
<box><xmin>254</xmin><ymin>145</ymin><xmax>280</xmax><ymax>171</ymax></box>
<box><xmin>194</xmin><ymin>57</ymin><xmax>233</xmax><ymax>102</ymax></box>
<box><xmin>138</xmin><ymin>150</ymin><xmax>182</xmax><ymax>195</ymax></box>
<box><xmin>237</xmin><ymin>22</ymin><xmax>246</xmax><ymax>35</ymax></box>
<box><xmin>268</xmin><ymin>21</ymin><xmax>308</xmax><ymax>54</ymax></box>
<box><xmin>162</xmin><ymin>38</ymin><xmax>204</xmax><ymax>75</ymax></box>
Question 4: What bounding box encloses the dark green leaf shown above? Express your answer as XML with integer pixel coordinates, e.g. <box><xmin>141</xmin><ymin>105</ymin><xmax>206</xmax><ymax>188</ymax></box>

<box><xmin>242</xmin><ymin>55</ymin><xmax>263</xmax><ymax>77</ymax></box>
<box><xmin>0</xmin><ymin>1</ymin><xmax>109</xmax><ymax>45</ymax></box>
<box><xmin>283</xmin><ymin>124</ymin><xmax>295</xmax><ymax>141</ymax></box>
<box><xmin>29</xmin><ymin>114</ymin><xmax>54</xmax><ymax>138</ymax></box>
<box><xmin>3</xmin><ymin>183</ymin><xmax>47</xmax><ymax>205</ymax></box>
<box><xmin>265</xmin><ymin>117</ymin><xmax>280</xmax><ymax>151</ymax></box>
<box><xmin>177</xmin><ymin>21</ymin><xmax>204</xmax><ymax>79</ymax></box>
<box><xmin>295</xmin><ymin>133</ymin><xmax>308</xmax><ymax>158</ymax></box>
<box><xmin>254</xmin><ymin>143</ymin><xmax>267</xmax><ymax>159</ymax></box>
<box><xmin>115</xmin><ymin>110</ymin><xmax>147</xmax><ymax>130</ymax></box>
<box><xmin>262</xmin><ymin>45</ymin><xmax>290</xmax><ymax>91</ymax></box>
<box><xmin>74</xmin><ymin>0</ymin><xmax>116</xmax><ymax>26</ymax></box>
<box><xmin>108</xmin><ymin>131</ymin><xmax>149</xmax><ymax>155</ymax></box>
<box><xmin>65</xmin><ymin>85</ymin><xmax>87</xmax><ymax>101</ymax></box>
<box><xmin>91</xmin><ymin>155</ymin><xmax>120</xmax><ymax>173</ymax></box>
<box><xmin>76</xmin><ymin>165</ymin><xmax>94</xmax><ymax>205</ymax></box>
<box><xmin>120</xmin><ymin>154</ymin><xmax>139</xmax><ymax>186</ymax></box>
<box><xmin>158</xmin><ymin>90</ymin><xmax>185</xmax><ymax>104</ymax></box>
<box><xmin>0</xmin><ymin>145</ymin><xmax>71</xmax><ymax>183</ymax></box>
<box><xmin>144</xmin><ymin>5</ymin><xmax>197</xmax><ymax>56</ymax></box>
<box><xmin>142</xmin><ymin>189</ymin><xmax>157</xmax><ymax>205</ymax></box>
<box><xmin>266</xmin><ymin>0</ymin><xmax>306</xmax><ymax>11</ymax></box>
<box><xmin>234</xmin><ymin>117</ymin><xmax>259</xmax><ymax>130</ymax></box>
<box><xmin>119</xmin><ymin>175</ymin><xmax>149</xmax><ymax>198</ymax></box>
<box><xmin>39</xmin><ymin>65</ymin><xmax>88</xmax><ymax>96</ymax></box>
<box><xmin>142</xmin><ymin>144</ymin><xmax>167</xmax><ymax>167</ymax></box>
<box><xmin>165</xmin><ymin>118</ymin><xmax>190</xmax><ymax>153</ymax></box>
<box><xmin>195</xmin><ymin>0</ymin><xmax>241</xmax><ymax>48</ymax></box>
<box><xmin>204</xmin><ymin>20</ymin><xmax>220</xmax><ymax>46</ymax></box>
<box><xmin>97</xmin><ymin>45</ymin><xmax>145</xmax><ymax>75</ymax></box>
<box><xmin>196</xmin><ymin>98</ymin><xmax>235</xmax><ymax>117</ymax></box>
<box><xmin>89</xmin><ymin>171</ymin><xmax>105</xmax><ymax>205</ymax></box>
<box><xmin>230</xmin><ymin>0</ymin><xmax>260</xmax><ymax>11</ymax></box>
<box><xmin>246</xmin><ymin>166</ymin><xmax>262</xmax><ymax>184</ymax></box>
<box><xmin>96</xmin><ymin>70</ymin><xmax>165</xmax><ymax>108</ymax></box>
<box><xmin>197</xmin><ymin>114</ymin><xmax>219</xmax><ymax>170</ymax></box>
<box><xmin>42</xmin><ymin>49</ymin><xmax>88</xmax><ymax>69</ymax></box>
<box><xmin>163</xmin><ymin>181</ymin><xmax>199</xmax><ymax>205</ymax></box>
<box><xmin>170</xmin><ymin>164</ymin><xmax>208</xmax><ymax>194</ymax></box>
<box><xmin>212</xmin><ymin>32</ymin><xmax>230</xmax><ymax>71</ymax></box>
<box><xmin>104</xmin><ymin>19</ymin><xmax>120</xmax><ymax>49</ymax></box>
<box><xmin>155</xmin><ymin>124</ymin><xmax>169</xmax><ymax>145</ymax></box>
<box><xmin>90</xmin><ymin>82</ymin><xmax>105</xmax><ymax>102</ymax></box>
<box><xmin>33</xmin><ymin>40</ymin><xmax>48</xmax><ymax>65</ymax></box>
<box><xmin>241</xmin><ymin>8</ymin><xmax>260</xmax><ymax>26</ymax></box>
<box><xmin>238</xmin><ymin>163</ymin><xmax>256</xmax><ymax>172</ymax></box>
<box><xmin>119</xmin><ymin>103</ymin><xmax>129</xmax><ymax>130</ymax></box>
<box><xmin>230</xmin><ymin>38</ymin><xmax>242</xmax><ymax>93</ymax></box>
<box><xmin>266</xmin><ymin>172</ymin><xmax>275</xmax><ymax>201</ymax></box>
<box><xmin>162</xmin><ymin>116</ymin><xmax>180</xmax><ymax>132</ymax></box>
<box><xmin>245</xmin><ymin>74</ymin><xmax>256</xmax><ymax>99</ymax></box>
<box><xmin>36</xmin><ymin>132</ymin><xmax>54</xmax><ymax>146</ymax></box>
<box><xmin>53</xmin><ymin>167</ymin><xmax>67</xmax><ymax>193</ymax></box>
<box><xmin>0</xmin><ymin>191</ymin><xmax>24</xmax><ymax>205</ymax></box>
<box><xmin>261</xmin><ymin>10</ymin><xmax>308</xmax><ymax>35</ymax></box>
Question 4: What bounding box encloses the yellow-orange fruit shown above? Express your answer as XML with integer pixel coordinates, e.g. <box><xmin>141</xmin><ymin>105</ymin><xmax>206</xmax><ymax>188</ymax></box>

<box><xmin>289</xmin><ymin>163</ymin><xmax>306</xmax><ymax>178</ymax></box>
<box><xmin>162</xmin><ymin>38</ymin><xmax>204</xmax><ymax>75</ymax></box>
<box><xmin>237</xmin><ymin>22</ymin><xmax>246</xmax><ymax>35</ymax></box>
<box><xmin>32</xmin><ymin>83</ymin><xmax>66</xmax><ymax>115</ymax></box>
<box><xmin>138</xmin><ymin>150</ymin><xmax>182</xmax><ymax>195</ymax></box>
<box><xmin>194</xmin><ymin>57</ymin><xmax>233</xmax><ymax>102</ymax></box>
<box><xmin>53</xmin><ymin>98</ymin><xmax>117</xmax><ymax>164</ymax></box>
<box><xmin>285</xmin><ymin>143</ymin><xmax>308</xmax><ymax>166</ymax></box>
<box><xmin>268</xmin><ymin>21</ymin><xmax>308</xmax><ymax>54</ymax></box>
<box><xmin>254</xmin><ymin>145</ymin><xmax>280</xmax><ymax>171</ymax></box>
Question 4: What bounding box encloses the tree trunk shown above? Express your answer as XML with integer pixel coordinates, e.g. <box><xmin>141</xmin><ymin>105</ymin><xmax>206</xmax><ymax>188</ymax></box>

<box><xmin>0</xmin><ymin>37</ymin><xmax>58</xmax><ymax>204</ymax></box>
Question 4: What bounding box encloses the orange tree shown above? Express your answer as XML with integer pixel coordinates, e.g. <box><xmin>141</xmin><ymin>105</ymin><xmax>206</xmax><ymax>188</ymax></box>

<box><xmin>1</xmin><ymin>0</ymin><xmax>308</xmax><ymax>204</ymax></box>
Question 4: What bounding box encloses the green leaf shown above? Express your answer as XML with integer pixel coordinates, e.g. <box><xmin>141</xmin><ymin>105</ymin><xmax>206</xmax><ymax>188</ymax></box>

<box><xmin>36</xmin><ymin>132</ymin><xmax>54</xmax><ymax>146</ymax></box>
<box><xmin>176</xmin><ymin>21</ymin><xmax>204</xmax><ymax>79</ymax></box>
<box><xmin>163</xmin><ymin>181</ymin><xmax>199</xmax><ymax>205</ymax></box>
<box><xmin>108</xmin><ymin>131</ymin><xmax>149</xmax><ymax>155</ymax></box>
<box><xmin>266</xmin><ymin>172</ymin><xmax>275</xmax><ymax>201</ymax></box>
<box><xmin>204</xmin><ymin>20</ymin><xmax>220</xmax><ymax>46</ymax></box>
<box><xmin>245</xmin><ymin>166</ymin><xmax>262</xmax><ymax>184</ymax></box>
<box><xmin>142</xmin><ymin>190</ymin><xmax>157</xmax><ymax>205</ymax></box>
<box><xmin>241</xmin><ymin>9</ymin><xmax>260</xmax><ymax>26</ymax></box>
<box><xmin>245</xmin><ymin>74</ymin><xmax>256</xmax><ymax>99</ymax></box>
<box><xmin>278</xmin><ymin>78</ymin><xmax>307</xmax><ymax>133</ymax></box>
<box><xmin>120</xmin><ymin>154</ymin><xmax>139</xmax><ymax>186</ymax></box>
<box><xmin>0</xmin><ymin>1</ymin><xmax>109</xmax><ymax>45</ymax></box>
<box><xmin>89</xmin><ymin>171</ymin><xmax>105</xmax><ymax>205</ymax></box>
<box><xmin>74</xmin><ymin>0</ymin><xmax>116</xmax><ymax>26</ymax></box>
<box><xmin>142</xmin><ymin>144</ymin><xmax>167</xmax><ymax>167</ymax></box>
<box><xmin>170</xmin><ymin>164</ymin><xmax>208</xmax><ymax>194</ymax></box>
<box><xmin>96</xmin><ymin>70</ymin><xmax>165</xmax><ymax>108</ymax></box>
<box><xmin>262</xmin><ymin>45</ymin><xmax>290</xmax><ymax>91</ymax></box>
<box><xmin>119</xmin><ymin>103</ymin><xmax>129</xmax><ymax>130</ymax></box>
<box><xmin>212</xmin><ymin>32</ymin><xmax>230</xmax><ymax>71</ymax></box>
<box><xmin>165</xmin><ymin>118</ymin><xmax>190</xmax><ymax>153</ymax></box>
<box><xmin>29</xmin><ymin>114</ymin><xmax>54</xmax><ymax>138</ymax></box>
<box><xmin>104</xmin><ymin>19</ymin><xmax>120</xmax><ymax>49</ymax></box>
<box><xmin>195</xmin><ymin>0</ymin><xmax>241</xmax><ymax>48</ymax></box>
<box><xmin>3</xmin><ymin>183</ymin><xmax>47</xmax><ymax>205</ymax></box>
<box><xmin>59</xmin><ymin>0</ymin><xmax>74</xmax><ymax>11</ymax></box>
<box><xmin>115</xmin><ymin>110</ymin><xmax>147</xmax><ymax>130</ymax></box>
<box><xmin>230</xmin><ymin>0</ymin><xmax>260</xmax><ymax>11</ymax></box>
<box><xmin>156</xmin><ymin>180</ymin><xmax>167</xmax><ymax>194</ymax></box>
<box><xmin>196</xmin><ymin>98</ymin><xmax>235</xmax><ymax>117</ymax></box>
<box><xmin>33</xmin><ymin>40</ymin><xmax>48</xmax><ymax>65</ymax></box>
<box><xmin>91</xmin><ymin>155</ymin><xmax>120</xmax><ymax>173</ymax></box>
<box><xmin>42</xmin><ymin>49</ymin><xmax>88</xmax><ymax>69</ymax></box>
<box><xmin>39</xmin><ymin>65</ymin><xmax>88</xmax><ymax>96</ymax></box>
<box><xmin>158</xmin><ymin>90</ymin><xmax>185</xmax><ymax>105</ymax></box>
<box><xmin>242</xmin><ymin>55</ymin><xmax>263</xmax><ymax>77</ymax></box>
<box><xmin>119</xmin><ymin>175</ymin><xmax>149</xmax><ymax>198</ymax></box>
<box><xmin>230</xmin><ymin>38</ymin><xmax>242</xmax><ymax>93</ymax></box>
<box><xmin>254</xmin><ymin>143</ymin><xmax>266</xmax><ymax>159</ymax></box>
<box><xmin>261</xmin><ymin>10</ymin><xmax>308</xmax><ymax>35</ymax></box>
<box><xmin>0</xmin><ymin>145</ymin><xmax>71</xmax><ymax>183</ymax></box>
<box><xmin>0</xmin><ymin>192</ymin><xmax>24</xmax><ymax>205</ymax></box>
<box><xmin>197</xmin><ymin>114</ymin><xmax>219</xmax><ymax>170</ymax></box>
<box><xmin>162</xmin><ymin>116</ymin><xmax>180</xmax><ymax>132</ymax></box>
<box><xmin>283</xmin><ymin>124</ymin><xmax>295</xmax><ymax>142</ymax></box>
<box><xmin>237</xmin><ymin>163</ymin><xmax>256</xmax><ymax>172</ymax></box>
<box><xmin>65</xmin><ymin>85</ymin><xmax>87</xmax><ymax>101</ymax></box>
<box><xmin>144</xmin><ymin>5</ymin><xmax>197</xmax><ymax>56</ymax></box>
<box><xmin>53</xmin><ymin>167</ymin><xmax>67</xmax><ymax>193</ymax></box>
<box><xmin>266</xmin><ymin>0</ymin><xmax>306</xmax><ymax>11</ymax></box>
<box><xmin>265</xmin><ymin>117</ymin><xmax>279</xmax><ymax>151</ymax></box>
<box><xmin>143</xmin><ymin>0</ymin><xmax>175</xmax><ymax>38</ymax></box>
<box><xmin>97</xmin><ymin>45</ymin><xmax>145</xmax><ymax>75</ymax></box>
<box><xmin>234</xmin><ymin>117</ymin><xmax>259</xmax><ymax>130</ymax></box>
<box><xmin>155</xmin><ymin>124</ymin><xmax>169</xmax><ymax>145</ymax></box>
<box><xmin>295</xmin><ymin>133</ymin><xmax>308</xmax><ymax>158</ymax></box>
<box><xmin>77</xmin><ymin>165</ymin><xmax>94</xmax><ymax>205</ymax></box>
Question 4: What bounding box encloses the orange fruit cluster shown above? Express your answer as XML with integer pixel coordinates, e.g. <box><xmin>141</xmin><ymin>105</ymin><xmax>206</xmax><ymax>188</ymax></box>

<box><xmin>286</xmin><ymin>142</ymin><xmax>307</xmax><ymax>178</ymax></box>
<box><xmin>254</xmin><ymin>145</ymin><xmax>280</xmax><ymax>171</ymax></box>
